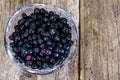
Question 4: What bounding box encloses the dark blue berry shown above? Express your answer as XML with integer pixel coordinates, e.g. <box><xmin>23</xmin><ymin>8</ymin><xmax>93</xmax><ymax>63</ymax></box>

<box><xmin>42</xmin><ymin>63</ymin><xmax>48</xmax><ymax>69</ymax></box>
<box><xmin>49</xmin><ymin>15</ymin><xmax>57</xmax><ymax>22</ymax></box>
<box><xmin>28</xmin><ymin>49</ymin><xmax>33</xmax><ymax>54</ymax></box>
<box><xmin>49</xmin><ymin>11</ymin><xmax>54</xmax><ymax>15</ymax></box>
<box><xmin>54</xmin><ymin>36</ymin><xmax>60</xmax><ymax>41</ymax></box>
<box><xmin>24</xmin><ymin>21</ymin><xmax>30</xmax><ymax>27</ymax></box>
<box><xmin>34</xmin><ymin>8</ymin><xmax>40</xmax><ymax>14</ymax></box>
<box><xmin>39</xmin><ymin>8</ymin><xmax>46</xmax><ymax>14</ymax></box>
<box><xmin>30</xmin><ymin>22</ymin><xmax>36</xmax><ymax>29</ymax></box>
<box><xmin>36</xmin><ymin>61</ymin><xmax>41</xmax><ymax>66</ymax></box>
<box><xmin>49</xmin><ymin>29</ymin><xmax>56</xmax><ymax>35</ymax></box>
<box><xmin>18</xmin><ymin>19</ymin><xmax>25</xmax><ymax>25</ymax></box>
<box><xmin>22</xmin><ymin>13</ymin><xmax>28</xmax><ymax>18</ymax></box>
<box><xmin>33</xmin><ymin>47</ymin><xmax>39</xmax><ymax>53</ymax></box>
<box><xmin>25</xmin><ymin>61</ymin><xmax>32</xmax><ymax>66</ymax></box>
<box><xmin>15</xmin><ymin>55</ymin><xmax>20</xmax><ymax>60</ymax></box>
<box><xmin>46</xmin><ymin>40</ymin><xmax>52</xmax><ymax>45</ymax></box>
<box><xmin>54</xmin><ymin>53</ymin><xmax>59</xmax><ymax>57</ymax></box>
<box><xmin>61</xmin><ymin>18</ymin><xmax>67</xmax><ymax>24</ymax></box>
<box><xmin>31</xmin><ymin>64</ymin><xmax>37</xmax><ymax>69</ymax></box>
<box><xmin>40</xmin><ymin>44</ymin><xmax>45</xmax><ymax>48</ymax></box>
<box><xmin>31</xmin><ymin>14</ymin><xmax>37</xmax><ymax>21</ymax></box>
<box><xmin>38</xmin><ymin>39</ymin><xmax>43</xmax><ymax>44</ymax></box>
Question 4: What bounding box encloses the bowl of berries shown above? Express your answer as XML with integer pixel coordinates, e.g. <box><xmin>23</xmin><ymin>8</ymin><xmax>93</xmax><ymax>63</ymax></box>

<box><xmin>5</xmin><ymin>3</ymin><xmax>77</xmax><ymax>74</ymax></box>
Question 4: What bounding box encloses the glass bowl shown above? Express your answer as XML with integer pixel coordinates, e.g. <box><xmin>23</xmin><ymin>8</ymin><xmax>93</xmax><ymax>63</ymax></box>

<box><xmin>4</xmin><ymin>3</ymin><xmax>78</xmax><ymax>75</ymax></box>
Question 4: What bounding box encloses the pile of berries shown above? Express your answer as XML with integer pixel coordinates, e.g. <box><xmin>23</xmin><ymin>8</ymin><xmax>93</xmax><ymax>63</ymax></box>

<box><xmin>9</xmin><ymin>8</ymin><xmax>74</xmax><ymax>69</ymax></box>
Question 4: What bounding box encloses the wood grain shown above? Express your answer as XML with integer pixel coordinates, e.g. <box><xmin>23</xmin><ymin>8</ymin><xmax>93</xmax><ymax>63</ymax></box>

<box><xmin>0</xmin><ymin>0</ymin><xmax>79</xmax><ymax>80</ymax></box>
<box><xmin>81</xmin><ymin>0</ymin><xmax>120</xmax><ymax>80</ymax></box>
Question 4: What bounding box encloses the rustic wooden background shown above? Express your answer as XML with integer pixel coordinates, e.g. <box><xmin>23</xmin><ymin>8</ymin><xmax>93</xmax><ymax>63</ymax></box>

<box><xmin>2</xmin><ymin>0</ymin><xmax>120</xmax><ymax>80</ymax></box>
<box><xmin>81</xmin><ymin>0</ymin><xmax>120</xmax><ymax>80</ymax></box>
<box><xmin>0</xmin><ymin>0</ymin><xmax>79</xmax><ymax>80</ymax></box>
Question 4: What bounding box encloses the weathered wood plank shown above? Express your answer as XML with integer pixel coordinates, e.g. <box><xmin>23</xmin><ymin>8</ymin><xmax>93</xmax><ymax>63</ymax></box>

<box><xmin>81</xmin><ymin>0</ymin><xmax>120</xmax><ymax>80</ymax></box>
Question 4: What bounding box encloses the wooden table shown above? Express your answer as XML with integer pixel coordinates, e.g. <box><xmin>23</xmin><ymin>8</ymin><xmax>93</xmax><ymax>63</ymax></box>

<box><xmin>1</xmin><ymin>0</ymin><xmax>120</xmax><ymax>80</ymax></box>
<box><xmin>0</xmin><ymin>0</ymin><xmax>79</xmax><ymax>80</ymax></box>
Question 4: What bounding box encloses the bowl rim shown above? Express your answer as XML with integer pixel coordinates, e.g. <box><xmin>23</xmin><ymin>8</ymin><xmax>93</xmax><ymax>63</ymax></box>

<box><xmin>4</xmin><ymin>3</ymin><xmax>78</xmax><ymax>75</ymax></box>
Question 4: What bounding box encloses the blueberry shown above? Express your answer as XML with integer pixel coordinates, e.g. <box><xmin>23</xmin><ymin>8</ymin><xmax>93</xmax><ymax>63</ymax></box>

<box><xmin>28</xmin><ymin>36</ymin><xmax>32</xmax><ymax>41</ymax></box>
<box><xmin>62</xmin><ymin>39</ymin><xmax>66</xmax><ymax>43</ymax></box>
<box><xmin>41</xmin><ymin>24</ymin><xmax>47</xmax><ymax>28</ymax></box>
<box><xmin>44</xmin><ymin>12</ymin><xmax>49</xmax><ymax>17</ymax></box>
<box><xmin>24</xmin><ymin>21</ymin><xmax>30</xmax><ymax>27</ymax></box>
<box><xmin>36</xmin><ymin>61</ymin><xmax>41</xmax><ymax>66</ymax></box>
<box><xmin>49</xmin><ymin>58</ymin><xmax>55</xmax><ymax>64</ymax></box>
<box><xmin>14</xmin><ymin>25</ymin><xmax>19</xmax><ymax>29</ymax></box>
<box><xmin>54</xmin><ymin>36</ymin><xmax>60</xmax><ymax>41</ymax></box>
<box><xmin>20</xmin><ymin>48</ymin><xmax>27</xmax><ymax>57</ymax></box>
<box><xmin>37</xmin><ymin>39</ymin><xmax>43</xmax><ymax>44</ymax></box>
<box><xmin>49</xmin><ymin>64</ymin><xmax>54</xmax><ymax>68</ymax></box>
<box><xmin>40</xmin><ymin>44</ymin><xmax>45</xmax><ymax>48</ymax></box>
<box><xmin>28</xmin><ymin>49</ymin><xmax>33</xmax><ymax>54</ymax></box>
<box><xmin>19</xmin><ymin>25</ymin><xmax>25</xmax><ymax>31</ymax></box>
<box><xmin>37</xmin><ymin>56</ymin><xmax>41</xmax><ymax>60</ymax></box>
<box><xmin>34</xmin><ymin>8</ymin><xmax>40</xmax><ymax>14</ymax></box>
<box><xmin>49</xmin><ymin>29</ymin><xmax>56</xmax><ymax>35</ymax></box>
<box><xmin>47</xmin><ymin>46</ymin><xmax>53</xmax><ymax>50</ymax></box>
<box><xmin>15</xmin><ymin>55</ymin><xmax>20</xmax><ymax>60</ymax></box>
<box><xmin>49</xmin><ymin>11</ymin><xmax>54</xmax><ymax>15</ymax></box>
<box><xmin>61</xmin><ymin>18</ymin><xmax>67</xmax><ymax>24</ymax></box>
<box><xmin>46</xmin><ymin>50</ymin><xmax>52</xmax><ymax>55</ymax></box>
<box><xmin>35</xmin><ymin>21</ymin><xmax>40</xmax><ymax>26</ymax></box>
<box><xmin>31</xmin><ymin>14</ymin><xmax>37</xmax><ymax>21</ymax></box>
<box><xmin>10</xmin><ymin>42</ymin><xmax>15</xmax><ymax>48</ymax></box>
<box><xmin>41</xmin><ymin>48</ymin><xmax>46</xmax><ymax>54</ymax></box>
<box><xmin>9</xmin><ymin>35</ymin><xmax>14</xmax><ymax>40</ymax></box>
<box><xmin>18</xmin><ymin>41</ymin><xmax>22</xmax><ymax>46</ymax></box>
<box><xmin>38</xmin><ymin>14</ymin><xmax>42</xmax><ymax>19</ymax></box>
<box><xmin>57</xmin><ymin>44</ymin><xmax>62</xmax><ymax>48</ymax></box>
<box><xmin>22</xmin><ymin>13</ymin><xmax>28</xmax><ymax>18</ymax></box>
<box><xmin>47</xmin><ymin>22</ymin><xmax>51</xmax><ymax>26</ymax></box>
<box><xmin>64</xmin><ymin>44</ymin><xmax>71</xmax><ymax>50</ymax></box>
<box><xmin>33</xmin><ymin>40</ymin><xmax>38</xmax><ymax>45</ymax></box>
<box><xmin>31</xmin><ymin>56</ymin><xmax>37</xmax><ymax>61</ymax></box>
<box><xmin>23</xmin><ymin>32</ymin><xmax>29</xmax><ymax>38</ymax></box>
<box><xmin>19</xmin><ymin>59</ymin><xmax>24</xmax><ymax>63</ymax></box>
<box><xmin>39</xmin><ymin>8</ymin><xmax>46</xmax><ymax>14</ymax></box>
<box><xmin>66</xmin><ymin>35</ymin><xmax>71</xmax><ymax>40</ymax></box>
<box><xmin>18</xmin><ymin>19</ymin><xmax>25</xmax><ymax>25</ymax></box>
<box><xmin>29</xmin><ymin>28</ymin><xmax>35</xmax><ymax>34</ymax></box>
<box><xmin>25</xmin><ymin>43</ymin><xmax>30</xmax><ymax>48</ymax></box>
<box><xmin>14</xmin><ymin>36</ymin><xmax>21</xmax><ymax>42</ymax></box>
<box><xmin>30</xmin><ymin>22</ymin><xmax>36</xmax><ymax>29</ymax></box>
<box><xmin>37</xmin><ymin>27</ymin><xmax>44</xmax><ymax>33</ymax></box>
<box><xmin>41</xmin><ymin>57</ymin><xmax>45</xmax><ymax>62</ymax></box>
<box><xmin>42</xmin><ymin>63</ymin><xmax>48</xmax><ymax>69</ymax></box>
<box><xmin>60</xmin><ymin>49</ymin><xmax>65</xmax><ymax>54</ymax></box>
<box><xmin>64</xmin><ymin>50</ymin><xmax>70</xmax><ymax>54</ymax></box>
<box><xmin>60</xmin><ymin>56</ymin><xmax>65</xmax><ymax>61</ymax></box>
<box><xmin>56</xmin><ymin>59</ymin><xmax>63</xmax><ymax>65</ymax></box>
<box><xmin>49</xmin><ymin>24</ymin><xmax>55</xmax><ymax>28</ymax></box>
<box><xmin>46</xmin><ymin>40</ymin><xmax>52</xmax><ymax>45</ymax></box>
<box><xmin>25</xmin><ymin>61</ymin><xmax>32</xmax><ymax>66</ymax></box>
<box><xmin>33</xmin><ymin>47</ymin><xmax>39</xmax><ymax>53</ymax></box>
<box><xmin>31</xmin><ymin>64</ymin><xmax>38</xmax><ymax>69</ymax></box>
<box><xmin>43</xmin><ymin>37</ymin><xmax>49</xmax><ymax>41</ymax></box>
<box><xmin>43</xmin><ymin>17</ymin><xmax>49</xmax><ymax>23</ymax></box>
<box><xmin>58</xmin><ymin>22</ymin><xmax>64</xmax><ymax>28</ymax></box>
<box><xmin>49</xmin><ymin>15</ymin><xmax>57</xmax><ymax>22</ymax></box>
<box><xmin>54</xmin><ymin>53</ymin><xmax>59</xmax><ymax>57</ymax></box>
